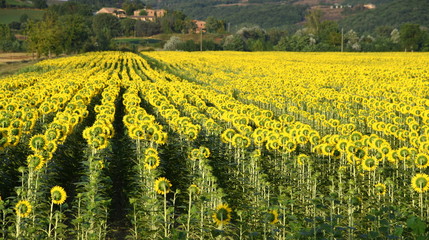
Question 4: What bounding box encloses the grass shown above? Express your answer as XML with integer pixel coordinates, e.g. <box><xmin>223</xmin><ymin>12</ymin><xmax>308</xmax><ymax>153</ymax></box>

<box><xmin>114</xmin><ymin>33</ymin><xmax>227</xmax><ymax>50</ymax></box>
<box><xmin>0</xmin><ymin>52</ymin><xmax>37</xmax><ymax>77</ymax></box>
<box><xmin>0</xmin><ymin>9</ymin><xmax>45</xmax><ymax>24</ymax></box>
<box><xmin>5</xmin><ymin>0</ymin><xmax>33</xmax><ymax>7</ymax></box>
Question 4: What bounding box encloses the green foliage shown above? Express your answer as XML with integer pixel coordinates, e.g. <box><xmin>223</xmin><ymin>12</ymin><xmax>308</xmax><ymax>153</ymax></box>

<box><xmin>0</xmin><ymin>9</ymin><xmax>44</xmax><ymax>25</ymax></box>
<box><xmin>59</xmin><ymin>15</ymin><xmax>91</xmax><ymax>54</ymax></box>
<box><xmin>160</xmin><ymin>10</ymin><xmax>187</xmax><ymax>34</ymax></box>
<box><xmin>205</xmin><ymin>16</ymin><xmax>225</xmax><ymax>33</ymax></box>
<box><xmin>0</xmin><ymin>24</ymin><xmax>21</xmax><ymax>52</ymax></box>
<box><xmin>399</xmin><ymin>23</ymin><xmax>427</xmax><ymax>52</ymax></box>
<box><xmin>48</xmin><ymin>2</ymin><xmax>94</xmax><ymax>16</ymax></box>
<box><xmin>222</xmin><ymin>34</ymin><xmax>245</xmax><ymax>51</ymax></box>
<box><xmin>152</xmin><ymin>1</ymin><xmax>307</xmax><ymax>30</ymax></box>
<box><xmin>120</xmin><ymin>18</ymin><xmax>137</xmax><ymax>37</ymax></box>
<box><xmin>135</xmin><ymin>21</ymin><xmax>161</xmax><ymax>37</ymax></box>
<box><xmin>340</xmin><ymin>0</ymin><xmax>429</xmax><ymax>34</ymax></box>
<box><xmin>33</xmin><ymin>0</ymin><xmax>47</xmax><ymax>9</ymax></box>
<box><xmin>122</xmin><ymin>0</ymin><xmax>145</xmax><ymax>16</ymax></box>
<box><xmin>92</xmin><ymin>13</ymin><xmax>122</xmax><ymax>50</ymax></box>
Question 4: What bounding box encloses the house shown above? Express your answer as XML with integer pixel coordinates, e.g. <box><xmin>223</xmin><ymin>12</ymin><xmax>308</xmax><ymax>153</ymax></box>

<box><xmin>96</xmin><ymin>8</ymin><xmax>127</xmax><ymax>18</ymax></box>
<box><xmin>363</xmin><ymin>4</ymin><xmax>376</xmax><ymax>9</ymax></box>
<box><xmin>129</xmin><ymin>15</ymin><xmax>155</xmax><ymax>22</ymax></box>
<box><xmin>134</xmin><ymin>9</ymin><xmax>166</xmax><ymax>18</ymax></box>
<box><xmin>192</xmin><ymin>20</ymin><xmax>206</xmax><ymax>33</ymax></box>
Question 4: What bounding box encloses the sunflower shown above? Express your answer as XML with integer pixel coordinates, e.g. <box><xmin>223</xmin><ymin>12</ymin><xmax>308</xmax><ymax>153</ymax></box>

<box><xmin>336</xmin><ymin>139</ymin><xmax>348</xmax><ymax>153</ymax></box>
<box><xmin>200</xmin><ymin>146</ymin><xmax>211</xmax><ymax>158</ymax></box>
<box><xmin>264</xmin><ymin>209</ymin><xmax>279</xmax><ymax>224</ymax></box>
<box><xmin>188</xmin><ymin>184</ymin><xmax>200</xmax><ymax>195</ymax></box>
<box><xmin>51</xmin><ymin>186</ymin><xmax>67</xmax><ymax>205</ymax></box>
<box><xmin>212</xmin><ymin>203</ymin><xmax>232</xmax><ymax>226</ymax></box>
<box><xmin>15</xmin><ymin>200</ymin><xmax>32</xmax><ymax>218</ymax></box>
<box><xmin>154</xmin><ymin>177</ymin><xmax>172</xmax><ymax>195</ymax></box>
<box><xmin>374</xmin><ymin>183</ymin><xmax>386</xmax><ymax>196</ymax></box>
<box><xmin>29</xmin><ymin>134</ymin><xmax>47</xmax><ymax>152</ymax></box>
<box><xmin>27</xmin><ymin>154</ymin><xmax>46</xmax><ymax>171</ymax></box>
<box><xmin>411</xmin><ymin>173</ymin><xmax>429</xmax><ymax>193</ymax></box>
<box><xmin>362</xmin><ymin>157</ymin><xmax>378</xmax><ymax>171</ymax></box>
<box><xmin>189</xmin><ymin>148</ymin><xmax>200</xmax><ymax>160</ymax></box>
<box><xmin>144</xmin><ymin>154</ymin><xmax>160</xmax><ymax>170</ymax></box>
<box><xmin>415</xmin><ymin>153</ymin><xmax>429</xmax><ymax>169</ymax></box>
<box><xmin>297</xmin><ymin>154</ymin><xmax>309</xmax><ymax>166</ymax></box>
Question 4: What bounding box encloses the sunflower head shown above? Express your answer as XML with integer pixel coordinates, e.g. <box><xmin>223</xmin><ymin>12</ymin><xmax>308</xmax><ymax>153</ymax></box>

<box><xmin>212</xmin><ymin>204</ymin><xmax>232</xmax><ymax>226</ymax></box>
<box><xmin>188</xmin><ymin>184</ymin><xmax>200</xmax><ymax>195</ymax></box>
<box><xmin>264</xmin><ymin>209</ymin><xmax>279</xmax><ymax>224</ymax></box>
<box><xmin>51</xmin><ymin>186</ymin><xmax>67</xmax><ymax>205</ymax></box>
<box><xmin>415</xmin><ymin>153</ymin><xmax>429</xmax><ymax>169</ymax></box>
<box><xmin>374</xmin><ymin>183</ymin><xmax>386</xmax><ymax>196</ymax></box>
<box><xmin>144</xmin><ymin>154</ymin><xmax>160</xmax><ymax>170</ymax></box>
<box><xmin>29</xmin><ymin>134</ymin><xmax>47</xmax><ymax>151</ymax></box>
<box><xmin>362</xmin><ymin>157</ymin><xmax>378</xmax><ymax>171</ymax></box>
<box><xmin>27</xmin><ymin>154</ymin><xmax>46</xmax><ymax>171</ymax></box>
<box><xmin>411</xmin><ymin>173</ymin><xmax>429</xmax><ymax>193</ymax></box>
<box><xmin>154</xmin><ymin>177</ymin><xmax>172</xmax><ymax>195</ymax></box>
<box><xmin>15</xmin><ymin>200</ymin><xmax>32</xmax><ymax>218</ymax></box>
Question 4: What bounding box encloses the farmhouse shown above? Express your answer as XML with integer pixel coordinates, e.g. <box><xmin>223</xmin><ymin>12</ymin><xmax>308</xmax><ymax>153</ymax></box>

<box><xmin>192</xmin><ymin>20</ymin><xmax>206</xmax><ymax>33</ymax></box>
<box><xmin>129</xmin><ymin>15</ymin><xmax>155</xmax><ymax>22</ymax></box>
<box><xmin>363</xmin><ymin>3</ymin><xmax>376</xmax><ymax>9</ymax></box>
<box><xmin>134</xmin><ymin>8</ymin><xmax>166</xmax><ymax>18</ymax></box>
<box><xmin>96</xmin><ymin>8</ymin><xmax>126</xmax><ymax>18</ymax></box>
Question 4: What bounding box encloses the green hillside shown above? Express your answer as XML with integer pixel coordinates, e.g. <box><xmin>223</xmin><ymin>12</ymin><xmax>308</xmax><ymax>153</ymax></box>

<box><xmin>0</xmin><ymin>9</ymin><xmax>45</xmax><ymax>24</ymax></box>
<box><xmin>142</xmin><ymin>0</ymin><xmax>428</xmax><ymax>33</ymax></box>
<box><xmin>340</xmin><ymin>0</ymin><xmax>429</xmax><ymax>33</ymax></box>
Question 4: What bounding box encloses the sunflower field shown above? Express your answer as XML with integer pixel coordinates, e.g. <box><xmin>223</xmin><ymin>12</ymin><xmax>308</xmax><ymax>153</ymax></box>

<box><xmin>1</xmin><ymin>51</ymin><xmax>429</xmax><ymax>239</ymax></box>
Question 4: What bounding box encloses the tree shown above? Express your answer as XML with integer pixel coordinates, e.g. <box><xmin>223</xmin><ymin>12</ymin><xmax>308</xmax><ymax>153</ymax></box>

<box><xmin>391</xmin><ymin>28</ymin><xmax>400</xmax><ymax>43</ymax></box>
<box><xmin>58</xmin><ymin>15</ymin><xmax>91</xmax><ymax>54</ymax></box>
<box><xmin>33</xmin><ymin>0</ymin><xmax>47</xmax><ymax>9</ymax></box>
<box><xmin>121</xmin><ymin>18</ymin><xmax>137</xmax><ymax>37</ymax></box>
<box><xmin>48</xmin><ymin>2</ymin><xmax>93</xmax><ymax>16</ymax></box>
<box><xmin>236</xmin><ymin>26</ymin><xmax>267</xmax><ymax>41</ymax></box>
<box><xmin>139</xmin><ymin>10</ymin><xmax>147</xmax><ymax>16</ymax></box>
<box><xmin>223</xmin><ymin>35</ymin><xmax>245</xmax><ymax>51</ymax></box>
<box><xmin>318</xmin><ymin>20</ymin><xmax>341</xmax><ymax>48</ymax></box>
<box><xmin>163</xmin><ymin>36</ymin><xmax>183</xmax><ymax>50</ymax></box>
<box><xmin>20</xmin><ymin>14</ymin><xmax>29</xmax><ymax>23</ymax></box>
<box><xmin>399</xmin><ymin>23</ymin><xmax>426</xmax><ymax>51</ymax></box>
<box><xmin>1</xmin><ymin>0</ymin><xmax>6</xmax><ymax>8</ymax></box>
<box><xmin>344</xmin><ymin>29</ymin><xmax>360</xmax><ymax>51</ymax></box>
<box><xmin>205</xmin><ymin>17</ymin><xmax>225</xmax><ymax>33</ymax></box>
<box><xmin>122</xmin><ymin>0</ymin><xmax>145</xmax><ymax>16</ymax></box>
<box><xmin>160</xmin><ymin>11</ymin><xmax>187</xmax><ymax>33</ymax></box>
<box><xmin>135</xmin><ymin>21</ymin><xmax>161</xmax><ymax>37</ymax></box>
<box><xmin>26</xmin><ymin>12</ymin><xmax>63</xmax><ymax>58</ymax></box>
<box><xmin>0</xmin><ymin>24</ymin><xmax>21</xmax><ymax>52</ymax></box>
<box><xmin>92</xmin><ymin>13</ymin><xmax>122</xmax><ymax>50</ymax></box>
<box><xmin>375</xmin><ymin>25</ymin><xmax>394</xmax><ymax>38</ymax></box>
<box><xmin>305</xmin><ymin>9</ymin><xmax>323</xmax><ymax>35</ymax></box>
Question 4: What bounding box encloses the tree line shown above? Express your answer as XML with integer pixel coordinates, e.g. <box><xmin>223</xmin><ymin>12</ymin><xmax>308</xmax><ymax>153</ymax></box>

<box><xmin>168</xmin><ymin>9</ymin><xmax>429</xmax><ymax>52</ymax></box>
<box><xmin>1</xmin><ymin>2</ymin><xmax>428</xmax><ymax>56</ymax></box>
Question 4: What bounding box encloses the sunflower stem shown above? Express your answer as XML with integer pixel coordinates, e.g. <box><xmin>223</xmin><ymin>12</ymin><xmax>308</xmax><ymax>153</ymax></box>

<box><xmin>164</xmin><ymin>192</ymin><xmax>167</xmax><ymax>238</ymax></box>
<box><xmin>187</xmin><ymin>191</ymin><xmax>192</xmax><ymax>239</ymax></box>
<box><xmin>48</xmin><ymin>201</ymin><xmax>54</xmax><ymax>237</ymax></box>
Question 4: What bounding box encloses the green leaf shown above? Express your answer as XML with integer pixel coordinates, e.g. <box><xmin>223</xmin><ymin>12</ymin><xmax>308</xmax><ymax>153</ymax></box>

<box><xmin>407</xmin><ymin>216</ymin><xmax>426</xmax><ymax>236</ymax></box>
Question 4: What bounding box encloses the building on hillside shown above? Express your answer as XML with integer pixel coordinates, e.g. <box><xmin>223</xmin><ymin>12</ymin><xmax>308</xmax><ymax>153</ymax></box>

<box><xmin>330</xmin><ymin>3</ymin><xmax>352</xmax><ymax>9</ymax></box>
<box><xmin>134</xmin><ymin>8</ymin><xmax>166</xmax><ymax>18</ymax></box>
<box><xmin>192</xmin><ymin>20</ymin><xmax>206</xmax><ymax>33</ymax></box>
<box><xmin>129</xmin><ymin>15</ymin><xmax>155</xmax><ymax>22</ymax></box>
<box><xmin>96</xmin><ymin>8</ymin><xmax>127</xmax><ymax>18</ymax></box>
<box><xmin>363</xmin><ymin>4</ymin><xmax>376</xmax><ymax>9</ymax></box>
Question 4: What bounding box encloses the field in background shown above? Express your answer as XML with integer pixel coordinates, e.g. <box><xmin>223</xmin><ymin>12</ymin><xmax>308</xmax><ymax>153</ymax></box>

<box><xmin>0</xmin><ymin>8</ymin><xmax>45</xmax><ymax>24</ymax></box>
